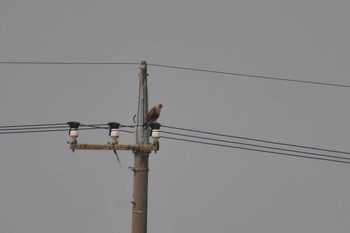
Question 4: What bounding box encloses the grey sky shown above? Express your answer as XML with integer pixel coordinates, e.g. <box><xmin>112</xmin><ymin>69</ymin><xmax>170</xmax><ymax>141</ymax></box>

<box><xmin>0</xmin><ymin>1</ymin><xmax>350</xmax><ymax>233</ymax></box>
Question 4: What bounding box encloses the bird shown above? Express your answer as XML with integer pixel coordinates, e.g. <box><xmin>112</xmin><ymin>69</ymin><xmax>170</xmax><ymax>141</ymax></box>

<box><xmin>143</xmin><ymin>103</ymin><xmax>163</xmax><ymax>129</ymax></box>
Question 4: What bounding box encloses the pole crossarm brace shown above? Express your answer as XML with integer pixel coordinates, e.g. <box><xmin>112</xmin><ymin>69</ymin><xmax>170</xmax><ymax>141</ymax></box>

<box><xmin>73</xmin><ymin>144</ymin><xmax>158</xmax><ymax>152</ymax></box>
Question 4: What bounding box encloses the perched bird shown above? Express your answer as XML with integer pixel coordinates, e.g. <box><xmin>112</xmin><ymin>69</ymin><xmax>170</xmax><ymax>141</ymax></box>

<box><xmin>143</xmin><ymin>103</ymin><xmax>163</xmax><ymax>129</ymax></box>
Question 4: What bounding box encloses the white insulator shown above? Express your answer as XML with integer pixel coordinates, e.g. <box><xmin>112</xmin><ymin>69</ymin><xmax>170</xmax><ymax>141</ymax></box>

<box><xmin>152</xmin><ymin>129</ymin><xmax>160</xmax><ymax>139</ymax></box>
<box><xmin>69</xmin><ymin>129</ymin><xmax>78</xmax><ymax>137</ymax></box>
<box><xmin>110</xmin><ymin>129</ymin><xmax>119</xmax><ymax>138</ymax></box>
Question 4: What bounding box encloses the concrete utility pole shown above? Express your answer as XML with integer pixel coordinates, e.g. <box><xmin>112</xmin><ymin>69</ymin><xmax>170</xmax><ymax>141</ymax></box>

<box><xmin>131</xmin><ymin>60</ymin><xmax>150</xmax><ymax>233</ymax></box>
<box><xmin>68</xmin><ymin>61</ymin><xmax>157</xmax><ymax>233</ymax></box>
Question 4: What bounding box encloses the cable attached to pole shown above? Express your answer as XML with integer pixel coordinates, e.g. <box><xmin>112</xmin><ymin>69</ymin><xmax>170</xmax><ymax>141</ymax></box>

<box><xmin>113</xmin><ymin>149</ymin><xmax>133</xmax><ymax>198</ymax></box>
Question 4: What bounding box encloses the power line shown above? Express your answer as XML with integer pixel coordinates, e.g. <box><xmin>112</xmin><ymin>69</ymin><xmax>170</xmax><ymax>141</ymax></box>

<box><xmin>162</xmin><ymin>136</ymin><xmax>350</xmax><ymax>165</ymax></box>
<box><xmin>0</xmin><ymin>123</ymin><xmax>107</xmax><ymax>134</ymax></box>
<box><xmin>111</xmin><ymin>126</ymin><xmax>350</xmax><ymax>164</ymax></box>
<box><xmin>1</xmin><ymin>61</ymin><xmax>349</xmax><ymax>88</ymax></box>
<box><xmin>162</xmin><ymin>125</ymin><xmax>350</xmax><ymax>156</ymax></box>
<box><xmin>148</xmin><ymin>63</ymin><xmax>350</xmax><ymax>88</ymax></box>
<box><xmin>0</xmin><ymin>123</ymin><xmax>135</xmax><ymax>135</ymax></box>
<box><xmin>0</xmin><ymin>123</ymin><xmax>67</xmax><ymax>128</ymax></box>
<box><xmin>1</xmin><ymin>122</ymin><xmax>350</xmax><ymax>165</ymax></box>
<box><xmin>2</xmin><ymin>122</ymin><xmax>350</xmax><ymax>158</ymax></box>
<box><xmin>0</xmin><ymin>128</ymin><xmax>67</xmax><ymax>134</ymax></box>
<box><xmin>3</xmin><ymin>122</ymin><xmax>349</xmax><ymax>157</ymax></box>
<box><xmin>0</xmin><ymin>62</ymin><xmax>139</xmax><ymax>65</ymax></box>
<box><xmin>0</xmin><ymin>123</ymin><xmax>135</xmax><ymax>132</ymax></box>
<box><xmin>0</xmin><ymin>126</ymin><xmax>68</xmax><ymax>131</ymax></box>
<box><xmin>161</xmin><ymin>130</ymin><xmax>350</xmax><ymax>161</ymax></box>
<box><xmin>0</xmin><ymin>127</ymin><xmax>99</xmax><ymax>134</ymax></box>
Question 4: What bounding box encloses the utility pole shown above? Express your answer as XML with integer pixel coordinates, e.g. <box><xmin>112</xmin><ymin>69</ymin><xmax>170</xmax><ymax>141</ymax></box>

<box><xmin>131</xmin><ymin>60</ymin><xmax>150</xmax><ymax>233</ymax></box>
<box><xmin>67</xmin><ymin>61</ymin><xmax>156</xmax><ymax>233</ymax></box>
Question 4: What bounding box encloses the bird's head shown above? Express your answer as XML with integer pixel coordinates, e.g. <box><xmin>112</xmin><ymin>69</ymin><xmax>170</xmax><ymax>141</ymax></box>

<box><xmin>156</xmin><ymin>103</ymin><xmax>163</xmax><ymax>109</ymax></box>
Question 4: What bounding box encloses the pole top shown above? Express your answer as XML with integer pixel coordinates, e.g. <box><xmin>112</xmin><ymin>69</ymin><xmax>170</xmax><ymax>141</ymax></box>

<box><xmin>140</xmin><ymin>61</ymin><xmax>147</xmax><ymax>69</ymax></box>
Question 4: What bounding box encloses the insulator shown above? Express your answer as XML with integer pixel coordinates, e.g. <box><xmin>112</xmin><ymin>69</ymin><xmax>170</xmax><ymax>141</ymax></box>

<box><xmin>69</xmin><ymin>128</ymin><xmax>78</xmax><ymax>137</ymax></box>
<box><xmin>151</xmin><ymin>129</ymin><xmax>160</xmax><ymax>139</ymax></box>
<box><xmin>110</xmin><ymin>129</ymin><xmax>119</xmax><ymax>138</ymax></box>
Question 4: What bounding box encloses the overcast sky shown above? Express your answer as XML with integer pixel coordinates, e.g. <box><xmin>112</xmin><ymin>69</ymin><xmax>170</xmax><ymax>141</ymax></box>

<box><xmin>1</xmin><ymin>1</ymin><xmax>350</xmax><ymax>233</ymax></box>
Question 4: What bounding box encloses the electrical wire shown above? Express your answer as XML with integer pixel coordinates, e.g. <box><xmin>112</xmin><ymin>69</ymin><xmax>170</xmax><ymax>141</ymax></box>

<box><xmin>1</xmin><ymin>61</ymin><xmax>349</xmax><ymax>88</ymax></box>
<box><xmin>0</xmin><ymin>126</ymin><xmax>68</xmax><ymax>131</ymax></box>
<box><xmin>0</xmin><ymin>62</ymin><xmax>139</xmax><ymax>65</ymax></box>
<box><xmin>162</xmin><ymin>125</ymin><xmax>350</xmax><ymax>156</ymax></box>
<box><xmin>161</xmin><ymin>130</ymin><xmax>350</xmax><ymax>161</ymax></box>
<box><xmin>0</xmin><ymin>128</ymin><xmax>67</xmax><ymax>134</ymax></box>
<box><xmin>4</xmin><ymin>122</ymin><xmax>348</xmax><ymax>158</ymax></box>
<box><xmin>0</xmin><ymin>123</ymin><xmax>67</xmax><ymax>128</ymax></box>
<box><xmin>161</xmin><ymin>136</ymin><xmax>350</xmax><ymax>165</ymax></box>
<box><xmin>115</xmin><ymin>125</ymin><xmax>350</xmax><ymax>164</ymax></box>
<box><xmin>2</xmin><ymin>122</ymin><xmax>349</xmax><ymax>157</ymax></box>
<box><xmin>0</xmin><ymin>127</ymin><xmax>98</xmax><ymax>134</ymax></box>
<box><xmin>1</xmin><ymin>122</ymin><xmax>350</xmax><ymax>165</ymax></box>
<box><xmin>0</xmin><ymin>123</ymin><xmax>105</xmax><ymax>134</ymax></box>
<box><xmin>112</xmin><ymin>149</ymin><xmax>133</xmax><ymax>199</ymax></box>
<box><xmin>148</xmin><ymin>63</ymin><xmax>350</xmax><ymax>88</ymax></box>
<box><xmin>0</xmin><ymin>123</ymin><xmax>135</xmax><ymax>133</ymax></box>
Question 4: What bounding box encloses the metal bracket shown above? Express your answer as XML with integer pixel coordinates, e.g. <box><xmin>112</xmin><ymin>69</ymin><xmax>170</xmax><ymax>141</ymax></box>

<box><xmin>129</xmin><ymin>167</ymin><xmax>149</xmax><ymax>172</ymax></box>
<box><xmin>153</xmin><ymin>141</ymin><xmax>159</xmax><ymax>153</ymax></box>
<box><xmin>130</xmin><ymin>200</ymin><xmax>136</xmax><ymax>208</ymax></box>
<box><xmin>132</xmin><ymin>210</ymin><xmax>148</xmax><ymax>214</ymax></box>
